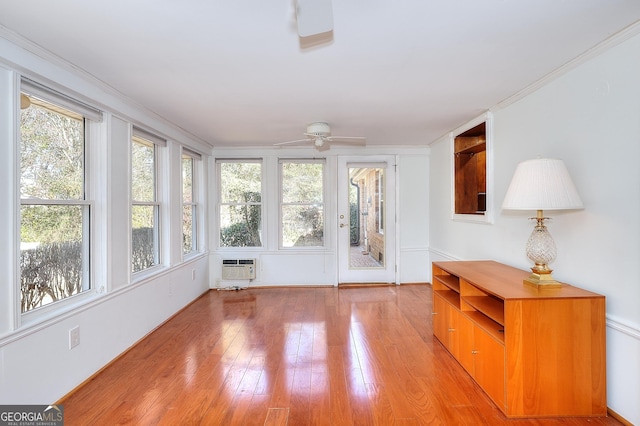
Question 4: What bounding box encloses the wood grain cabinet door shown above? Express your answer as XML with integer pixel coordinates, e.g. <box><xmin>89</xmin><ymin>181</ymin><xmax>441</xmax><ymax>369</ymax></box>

<box><xmin>473</xmin><ymin>325</ymin><xmax>506</xmax><ymax>411</ymax></box>
<box><xmin>432</xmin><ymin>294</ymin><xmax>448</xmax><ymax>344</ymax></box>
<box><xmin>457</xmin><ymin>313</ymin><xmax>475</xmax><ymax>374</ymax></box>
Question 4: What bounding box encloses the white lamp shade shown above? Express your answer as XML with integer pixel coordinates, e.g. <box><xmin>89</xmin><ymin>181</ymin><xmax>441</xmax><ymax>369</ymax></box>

<box><xmin>502</xmin><ymin>158</ymin><xmax>584</xmax><ymax>211</ymax></box>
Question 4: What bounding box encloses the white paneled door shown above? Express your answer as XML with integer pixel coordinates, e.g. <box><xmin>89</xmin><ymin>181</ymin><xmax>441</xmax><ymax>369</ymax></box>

<box><xmin>337</xmin><ymin>156</ymin><xmax>396</xmax><ymax>284</ymax></box>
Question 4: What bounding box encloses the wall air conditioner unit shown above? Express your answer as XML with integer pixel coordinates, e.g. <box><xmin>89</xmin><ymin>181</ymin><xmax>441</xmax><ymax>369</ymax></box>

<box><xmin>222</xmin><ymin>259</ymin><xmax>256</xmax><ymax>280</ymax></box>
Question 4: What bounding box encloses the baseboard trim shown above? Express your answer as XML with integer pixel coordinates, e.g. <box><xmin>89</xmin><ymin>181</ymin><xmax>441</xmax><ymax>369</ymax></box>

<box><xmin>607</xmin><ymin>407</ymin><xmax>632</xmax><ymax>426</ymax></box>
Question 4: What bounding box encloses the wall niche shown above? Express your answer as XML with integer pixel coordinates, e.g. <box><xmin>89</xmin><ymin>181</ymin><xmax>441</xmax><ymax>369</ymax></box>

<box><xmin>451</xmin><ymin>112</ymin><xmax>493</xmax><ymax>224</ymax></box>
<box><xmin>455</xmin><ymin>122</ymin><xmax>486</xmax><ymax>215</ymax></box>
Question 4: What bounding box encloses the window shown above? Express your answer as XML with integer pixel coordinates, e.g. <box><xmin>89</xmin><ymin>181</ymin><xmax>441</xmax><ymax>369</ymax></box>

<box><xmin>131</xmin><ymin>128</ymin><xmax>165</xmax><ymax>273</ymax></box>
<box><xmin>182</xmin><ymin>149</ymin><xmax>201</xmax><ymax>255</ymax></box>
<box><xmin>280</xmin><ymin>160</ymin><xmax>324</xmax><ymax>247</ymax></box>
<box><xmin>218</xmin><ymin>160</ymin><xmax>262</xmax><ymax>247</ymax></box>
<box><xmin>19</xmin><ymin>79</ymin><xmax>101</xmax><ymax>313</ymax></box>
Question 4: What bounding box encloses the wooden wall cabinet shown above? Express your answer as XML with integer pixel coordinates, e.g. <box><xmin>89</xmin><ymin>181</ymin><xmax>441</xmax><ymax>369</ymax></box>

<box><xmin>432</xmin><ymin>260</ymin><xmax>607</xmax><ymax>418</ymax></box>
<box><xmin>454</xmin><ymin>125</ymin><xmax>486</xmax><ymax>215</ymax></box>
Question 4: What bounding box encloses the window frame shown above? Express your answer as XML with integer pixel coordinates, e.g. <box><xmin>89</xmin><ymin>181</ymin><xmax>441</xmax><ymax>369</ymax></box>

<box><xmin>18</xmin><ymin>79</ymin><xmax>101</xmax><ymax>318</ymax></box>
<box><xmin>278</xmin><ymin>158</ymin><xmax>326</xmax><ymax>249</ymax></box>
<box><xmin>216</xmin><ymin>158</ymin><xmax>264</xmax><ymax>249</ymax></box>
<box><xmin>181</xmin><ymin>148</ymin><xmax>201</xmax><ymax>256</ymax></box>
<box><xmin>131</xmin><ymin>128</ymin><xmax>166</xmax><ymax>276</ymax></box>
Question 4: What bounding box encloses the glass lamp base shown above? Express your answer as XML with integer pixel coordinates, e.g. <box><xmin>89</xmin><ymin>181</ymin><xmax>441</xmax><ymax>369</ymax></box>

<box><xmin>524</xmin><ymin>212</ymin><xmax>563</xmax><ymax>288</ymax></box>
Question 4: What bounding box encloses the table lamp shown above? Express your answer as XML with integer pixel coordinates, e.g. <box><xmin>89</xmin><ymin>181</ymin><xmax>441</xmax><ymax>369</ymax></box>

<box><xmin>502</xmin><ymin>158</ymin><xmax>583</xmax><ymax>287</ymax></box>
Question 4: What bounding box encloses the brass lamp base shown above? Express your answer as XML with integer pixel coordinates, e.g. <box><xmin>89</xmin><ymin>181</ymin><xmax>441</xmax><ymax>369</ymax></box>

<box><xmin>523</xmin><ymin>266</ymin><xmax>563</xmax><ymax>289</ymax></box>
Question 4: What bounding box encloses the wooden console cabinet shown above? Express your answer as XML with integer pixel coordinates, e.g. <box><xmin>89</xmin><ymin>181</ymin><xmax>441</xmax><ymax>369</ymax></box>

<box><xmin>431</xmin><ymin>260</ymin><xmax>606</xmax><ymax>418</ymax></box>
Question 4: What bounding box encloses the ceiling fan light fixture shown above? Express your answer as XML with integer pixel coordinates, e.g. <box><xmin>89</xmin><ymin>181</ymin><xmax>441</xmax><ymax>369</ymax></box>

<box><xmin>306</xmin><ymin>121</ymin><xmax>331</xmax><ymax>137</ymax></box>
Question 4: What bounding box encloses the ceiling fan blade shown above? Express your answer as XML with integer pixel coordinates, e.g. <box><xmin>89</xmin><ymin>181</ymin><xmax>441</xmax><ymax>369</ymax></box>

<box><xmin>274</xmin><ymin>138</ymin><xmax>311</xmax><ymax>146</ymax></box>
<box><xmin>326</xmin><ymin>136</ymin><xmax>366</xmax><ymax>145</ymax></box>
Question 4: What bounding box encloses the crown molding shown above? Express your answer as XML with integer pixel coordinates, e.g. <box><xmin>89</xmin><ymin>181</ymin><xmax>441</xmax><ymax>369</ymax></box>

<box><xmin>0</xmin><ymin>24</ymin><xmax>212</xmax><ymax>151</ymax></box>
<box><xmin>495</xmin><ymin>20</ymin><xmax>640</xmax><ymax>110</ymax></box>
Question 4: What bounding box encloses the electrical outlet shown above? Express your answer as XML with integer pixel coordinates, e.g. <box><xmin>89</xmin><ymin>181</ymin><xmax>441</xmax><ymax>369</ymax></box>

<box><xmin>69</xmin><ymin>326</ymin><xmax>80</xmax><ymax>349</ymax></box>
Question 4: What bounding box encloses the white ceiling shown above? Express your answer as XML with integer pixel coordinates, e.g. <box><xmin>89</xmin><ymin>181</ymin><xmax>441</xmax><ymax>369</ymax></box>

<box><xmin>2</xmin><ymin>1</ymin><xmax>640</xmax><ymax>149</ymax></box>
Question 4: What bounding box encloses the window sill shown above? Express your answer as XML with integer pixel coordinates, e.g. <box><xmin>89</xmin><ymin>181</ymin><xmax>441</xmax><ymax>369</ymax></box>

<box><xmin>0</xmin><ymin>290</ymin><xmax>104</xmax><ymax>347</ymax></box>
<box><xmin>451</xmin><ymin>212</ymin><xmax>494</xmax><ymax>224</ymax></box>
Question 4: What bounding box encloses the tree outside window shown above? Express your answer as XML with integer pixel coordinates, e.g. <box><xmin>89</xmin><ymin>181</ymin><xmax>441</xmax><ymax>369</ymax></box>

<box><xmin>20</xmin><ymin>94</ymin><xmax>90</xmax><ymax>312</ymax></box>
<box><xmin>280</xmin><ymin>160</ymin><xmax>324</xmax><ymax>247</ymax></box>
<box><xmin>182</xmin><ymin>153</ymin><xmax>197</xmax><ymax>254</ymax></box>
<box><xmin>219</xmin><ymin>161</ymin><xmax>262</xmax><ymax>247</ymax></box>
<box><xmin>131</xmin><ymin>135</ymin><xmax>160</xmax><ymax>272</ymax></box>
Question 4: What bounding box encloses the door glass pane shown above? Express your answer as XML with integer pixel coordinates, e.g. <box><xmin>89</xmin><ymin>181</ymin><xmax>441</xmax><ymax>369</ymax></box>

<box><xmin>349</xmin><ymin>166</ymin><xmax>385</xmax><ymax>268</ymax></box>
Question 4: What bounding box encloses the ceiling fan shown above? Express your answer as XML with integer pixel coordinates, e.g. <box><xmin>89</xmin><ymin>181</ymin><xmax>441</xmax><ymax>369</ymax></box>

<box><xmin>295</xmin><ymin>0</ymin><xmax>333</xmax><ymax>37</ymax></box>
<box><xmin>275</xmin><ymin>122</ymin><xmax>366</xmax><ymax>151</ymax></box>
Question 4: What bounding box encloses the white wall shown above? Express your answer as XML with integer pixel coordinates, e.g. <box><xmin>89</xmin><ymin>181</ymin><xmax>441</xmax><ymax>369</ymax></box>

<box><xmin>429</xmin><ymin>31</ymin><xmax>640</xmax><ymax>424</ymax></box>
<box><xmin>209</xmin><ymin>147</ymin><xmax>430</xmax><ymax>288</ymax></box>
<box><xmin>398</xmin><ymin>153</ymin><xmax>430</xmax><ymax>283</ymax></box>
<box><xmin>0</xmin><ymin>36</ymin><xmax>211</xmax><ymax>404</ymax></box>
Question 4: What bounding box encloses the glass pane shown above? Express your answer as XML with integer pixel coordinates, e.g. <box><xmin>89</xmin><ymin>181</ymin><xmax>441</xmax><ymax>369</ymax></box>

<box><xmin>132</xmin><ymin>205</ymin><xmax>158</xmax><ymax>272</ymax></box>
<box><xmin>132</xmin><ymin>139</ymin><xmax>155</xmax><ymax>202</ymax></box>
<box><xmin>20</xmin><ymin>204</ymin><xmax>88</xmax><ymax>312</ymax></box>
<box><xmin>183</xmin><ymin>205</ymin><xmax>195</xmax><ymax>254</ymax></box>
<box><xmin>220</xmin><ymin>162</ymin><xmax>261</xmax><ymax>203</ymax></box>
<box><xmin>20</xmin><ymin>97</ymin><xmax>84</xmax><ymax>200</ymax></box>
<box><xmin>282</xmin><ymin>162</ymin><xmax>323</xmax><ymax>203</ymax></box>
<box><xmin>220</xmin><ymin>204</ymin><xmax>262</xmax><ymax>247</ymax></box>
<box><xmin>282</xmin><ymin>205</ymin><xmax>324</xmax><ymax>247</ymax></box>
<box><xmin>182</xmin><ymin>156</ymin><xmax>193</xmax><ymax>203</ymax></box>
<box><xmin>349</xmin><ymin>166</ymin><xmax>385</xmax><ymax>268</ymax></box>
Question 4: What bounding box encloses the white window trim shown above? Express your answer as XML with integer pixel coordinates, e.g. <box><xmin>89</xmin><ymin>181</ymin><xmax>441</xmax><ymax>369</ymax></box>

<box><xmin>216</xmin><ymin>158</ymin><xmax>264</xmax><ymax>250</ymax></box>
<box><xmin>21</xmin><ymin>77</ymin><xmax>102</xmax><ymax>122</ymax></box>
<box><xmin>131</xmin><ymin>131</ymin><xmax>165</xmax><ymax>277</ymax></box>
<box><xmin>18</xmin><ymin>81</ymin><xmax>99</xmax><ymax>320</ymax></box>
<box><xmin>182</xmin><ymin>149</ymin><xmax>200</xmax><ymax>256</ymax></box>
<box><xmin>450</xmin><ymin>111</ymin><xmax>494</xmax><ymax>224</ymax></box>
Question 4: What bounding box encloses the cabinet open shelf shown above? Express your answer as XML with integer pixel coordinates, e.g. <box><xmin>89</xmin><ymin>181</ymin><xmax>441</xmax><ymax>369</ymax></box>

<box><xmin>462</xmin><ymin>295</ymin><xmax>504</xmax><ymax>325</ymax></box>
<box><xmin>433</xmin><ymin>274</ymin><xmax>460</xmax><ymax>293</ymax></box>
<box><xmin>465</xmin><ymin>311</ymin><xmax>504</xmax><ymax>342</ymax></box>
<box><xmin>431</xmin><ymin>260</ymin><xmax>606</xmax><ymax>418</ymax></box>
<box><xmin>434</xmin><ymin>289</ymin><xmax>460</xmax><ymax>308</ymax></box>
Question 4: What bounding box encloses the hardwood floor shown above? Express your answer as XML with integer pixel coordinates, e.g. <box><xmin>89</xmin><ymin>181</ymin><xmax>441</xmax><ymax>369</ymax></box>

<box><xmin>61</xmin><ymin>285</ymin><xmax>622</xmax><ymax>425</ymax></box>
